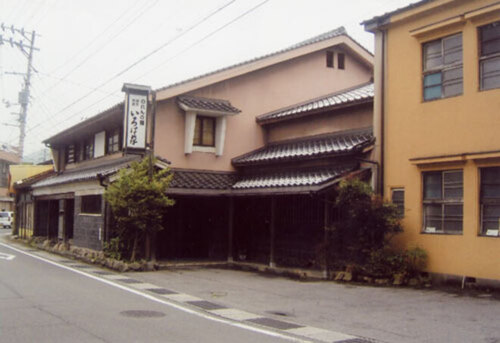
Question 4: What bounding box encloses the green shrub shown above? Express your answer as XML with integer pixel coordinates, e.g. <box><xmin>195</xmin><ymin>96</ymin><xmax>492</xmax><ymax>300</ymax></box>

<box><xmin>103</xmin><ymin>237</ymin><xmax>123</xmax><ymax>261</ymax></box>
<box><xmin>328</xmin><ymin>179</ymin><xmax>402</xmax><ymax>267</ymax></box>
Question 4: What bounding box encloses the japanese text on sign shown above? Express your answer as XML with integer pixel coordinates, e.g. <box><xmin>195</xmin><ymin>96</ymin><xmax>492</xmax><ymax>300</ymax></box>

<box><xmin>125</xmin><ymin>93</ymin><xmax>147</xmax><ymax>149</ymax></box>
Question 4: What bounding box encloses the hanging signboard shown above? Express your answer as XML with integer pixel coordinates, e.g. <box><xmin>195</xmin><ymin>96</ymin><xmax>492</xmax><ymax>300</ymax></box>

<box><xmin>122</xmin><ymin>83</ymin><xmax>151</xmax><ymax>151</ymax></box>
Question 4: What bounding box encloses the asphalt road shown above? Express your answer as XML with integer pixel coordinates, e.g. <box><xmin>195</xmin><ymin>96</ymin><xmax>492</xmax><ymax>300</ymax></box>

<box><xmin>0</xmin><ymin>236</ymin><xmax>301</xmax><ymax>343</ymax></box>
<box><xmin>2</xmin><ymin>230</ymin><xmax>500</xmax><ymax>343</ymax></box>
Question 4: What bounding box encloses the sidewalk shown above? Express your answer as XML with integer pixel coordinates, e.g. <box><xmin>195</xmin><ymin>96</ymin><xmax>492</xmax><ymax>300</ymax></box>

<box><xmin>4</xmin><ymin>233</ymin><xmax>500</xmax><ymax>343</ymax></box>
<box><xmin>129</xmin><ymin>266</ymin><xmax>500</xmax><ymax>343</ymax></box>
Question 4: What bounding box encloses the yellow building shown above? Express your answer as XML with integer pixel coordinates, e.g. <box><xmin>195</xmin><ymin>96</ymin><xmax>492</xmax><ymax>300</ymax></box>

<box><xmin>364</xmin><ymin>0</ymin><xmax>500</xmax><ymax>283</ymax></box>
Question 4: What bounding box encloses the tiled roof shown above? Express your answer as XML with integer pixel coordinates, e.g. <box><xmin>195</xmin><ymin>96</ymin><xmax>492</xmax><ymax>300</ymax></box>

<box><xmin>156</xmin><ymin>27</ymin><xmax>348</xmax><ymax>93</ymax></box>
<box><xmin>232</xmin><ymin>128</ymin><xmax>373</xmax><ymax>167</ymax></box>
<box><xmin>14</xmin><ymin>169</ymin><xmax>56</xmax><ymax>190</ymax></box>
<box><xmin>169</xmin><ymin>169</ymin><xmax>236</xmax><ymax>190</ymax></box>
<box><xmin>32</xmin><ymin>155</ymin><xmax>140</xmax><ymax>188</ymax></box>
<box><xmin>232</xmin><ymin>164</ymin><xmax>356</xmax><ymax>190</ymax></box>
<box><xmin>177</xmin><ymin>95</ymin><xmax>241</xmax><ymax>114</ymax></box>
<box><xmin>257</xmin><ymin>83</ymin><xmax>373</xmax><ymax>124</ymax></box>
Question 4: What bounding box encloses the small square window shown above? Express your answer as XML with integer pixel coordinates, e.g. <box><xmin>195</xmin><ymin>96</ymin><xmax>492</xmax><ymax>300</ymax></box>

<box><xmin>337</xmin><ymin>53</ymin><xmax>345</xmax><ymax>70</ymax></box>
<box><xmin>326</xmin><ymin>51</ymin><xmax>334</xmax><ymax>68</ymax></box>
<box><xmin>80</xmin><ymin>195</ymin><xmax>101</xmax><ymax>214</ymax></box>
<box><xmin>391</xmin><ymin>188</ymin><xmax>405</xmax><ymax>218</ymax></box>
<box><xmin>193</xmin><ymin>116</ymin><xmax>215</xmax><ymax>147</ymax></box>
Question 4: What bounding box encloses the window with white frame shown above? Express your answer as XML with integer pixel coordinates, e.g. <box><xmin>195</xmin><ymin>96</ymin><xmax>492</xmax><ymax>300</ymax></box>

<box><xmin>479</xmin><ymin>21</ymin><xmax>500</xmax><ymax>91</ymax></box>
<box><xmin>480</xmin><ymin>167</ymin><xmax>500</xmax><ymax>236</ymax></box>
<box><xmin>423</xmin><ymin>170</ymin><xmax>463</xmax><ymax>234</ymax></box>
<box><xmin>423</xmin><ymin>33</ymin><xmax>463</xmax><ymax>101</ymax></box>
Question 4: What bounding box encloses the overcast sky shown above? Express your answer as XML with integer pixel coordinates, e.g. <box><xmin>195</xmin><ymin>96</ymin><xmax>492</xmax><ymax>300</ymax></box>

<box><xmin>0</xmin><ymin>0</ymin><xmax>416</xmax><ymax>159</ymax></box>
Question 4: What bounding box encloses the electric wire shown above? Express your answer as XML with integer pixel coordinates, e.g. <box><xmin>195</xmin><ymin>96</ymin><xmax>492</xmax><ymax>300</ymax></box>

<box><xmin>22</xmin><ymin>0</ymin><xmax>239</xmax><ymax>137</ymax></box>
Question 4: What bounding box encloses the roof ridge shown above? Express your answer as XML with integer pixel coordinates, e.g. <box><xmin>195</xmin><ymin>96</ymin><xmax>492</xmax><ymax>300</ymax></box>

<box><xmin>155</xmin><ymin>26</ymin><xmax>350</xmax><ymax>93</ymax></box>
<box><xmin>258</xmin><ymin>82</ymin><xmax>373</xmax><ymax>121</ymax></box>
<box><xmin>177</xmin><ymin>94</ymin><xmax>232</xmax><ymax>104</ymax></box>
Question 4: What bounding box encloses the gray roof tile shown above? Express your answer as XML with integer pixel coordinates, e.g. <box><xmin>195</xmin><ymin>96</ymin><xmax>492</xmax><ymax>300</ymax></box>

<box><xmin>32</xmin><ymin>155</ymin><xmax>140</xmax><ymax>188</ymax></box>
<box><xmin>169</xmin><ymin>169</ymin><xmax>236</xmax><ymax>190</ymax></box>
<box><xmin>232</xmin><ymin>128</ymin><xmax>373</xmax><ymax>166</ymax></box>
<box><xmin>257</xmin><ymin>83</ymin><xmax>373</xmax><ymax>124</ymax></box>
<box><xmin>232</xmin><ymin>164</ymin><xmax>356</xmax><ymax>189</ymax></box>
<box><xmin>177</xmin><ymin>95</ymin><xmax>241</xmax><ymax>114</ymax></box>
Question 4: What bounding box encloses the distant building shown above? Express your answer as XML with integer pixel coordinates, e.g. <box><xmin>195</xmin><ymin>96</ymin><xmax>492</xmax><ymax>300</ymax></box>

<box><xmin>0</xmin><ymin>148</ymin><xmax>20</xmax><ymax>211</ymax></box>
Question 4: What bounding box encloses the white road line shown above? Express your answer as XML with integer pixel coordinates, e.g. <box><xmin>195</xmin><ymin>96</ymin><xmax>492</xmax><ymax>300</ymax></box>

<box><xmin>209</xmin><ymin>308</ymin><xmax>263</xmax><ymax>321</ymax></box>
<box><xmin>130</xmin><ymin>282</ymin><xmax>164</xmax><ymax>290</ymax></box>
<box><xmin>162</xmin><ymin>293</ymin><xmax>202</xmax><ymax>302</ymax></box>
<box><xmin>0</xmin><ymin>242</ymin><xmax>312</xmax><ymax>343</ymax></box>
<box><xmin>0</xmin><ymin>252</ymin><xmax>15</xmax><ymax>260</ymax></box>
<box><xmin>286</xmin><ymin>327</ymin><xmax>355</xmax><ymax>342</ymax></box>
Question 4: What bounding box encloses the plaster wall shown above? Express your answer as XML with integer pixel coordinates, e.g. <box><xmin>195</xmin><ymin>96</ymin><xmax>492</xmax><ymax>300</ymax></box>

<box><xmin>380</xmin><ymin>0</ymin><xmax>500</xmax><ymax>280</ymax></box>
<box><xmin>266</xmin><ymin>104</ymin><xmax>372</xmax><ymax>143</ymax></box>
<box><xmin>154</xmin><ymin>48</ymin><xmax>372</xmax><ymax>171</ymax></box>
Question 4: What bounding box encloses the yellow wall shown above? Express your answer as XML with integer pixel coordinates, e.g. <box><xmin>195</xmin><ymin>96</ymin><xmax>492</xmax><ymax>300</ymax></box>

<box><xmin>382</xmin><ymin>0</ymin><xmax>500</xmax><ymax>280</ymax></box>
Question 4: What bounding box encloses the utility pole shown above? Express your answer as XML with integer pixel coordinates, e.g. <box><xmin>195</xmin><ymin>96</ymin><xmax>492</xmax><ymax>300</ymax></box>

<box><xmin>1</xmin><ymin>24</ymin><xmax>39</xmax><ymax>159</ymax></box>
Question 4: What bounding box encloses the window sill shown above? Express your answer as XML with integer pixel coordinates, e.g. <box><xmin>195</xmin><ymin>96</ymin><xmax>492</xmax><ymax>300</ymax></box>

<box><xmin>422</xmin><ymin>93</ymin><xmax>462</xmax><ymax>103</ymax></box>
<box><xmin>421</xmin><ymin>231</ymin><xmax>463</xmax><ymax>236</ymax></box>
<box><xmin>192</xmin><ymin>146</ymin><xmax>216</xmax><ymax>153</ymax></box>
<box><xmin>79</xmin><ymin>213</ymin><xmax>101</xmax><ymax>217</ymax></box>
<box><xmin>478</xmin><ymin>233</ymin><xmax>500</xmax><ymax>238</ymax></box>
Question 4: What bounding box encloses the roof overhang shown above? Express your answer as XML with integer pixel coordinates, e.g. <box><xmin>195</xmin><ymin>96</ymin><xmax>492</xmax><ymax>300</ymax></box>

<box><xmin>44</xmin><ymin>102</ymin><xmax>123</xmax><ymax>147</ymax></box>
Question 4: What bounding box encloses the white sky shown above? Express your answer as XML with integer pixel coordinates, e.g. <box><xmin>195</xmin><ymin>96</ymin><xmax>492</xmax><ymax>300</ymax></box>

<box><xmin>0</xmin><ymin>0</ymin><xmax>417</xmax><ymax>159</ymax></box>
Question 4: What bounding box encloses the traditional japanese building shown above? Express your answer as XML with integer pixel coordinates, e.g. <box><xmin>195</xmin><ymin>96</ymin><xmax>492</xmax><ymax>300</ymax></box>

<box><xmin>28</xmin><ymin>27</ymin><xmax>376</xmax><ymax>269</ymax></box>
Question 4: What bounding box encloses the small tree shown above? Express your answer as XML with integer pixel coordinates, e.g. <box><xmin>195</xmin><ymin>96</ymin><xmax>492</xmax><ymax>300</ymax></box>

<box><xmin>328</xmin><ymin>179</ymin><xmax>402</xmax><ymax>268</ymax></box>
<box><xmin>104</xmin><ymin>156</ymin><xmax>174</xmax><ymax>261</ymax></box>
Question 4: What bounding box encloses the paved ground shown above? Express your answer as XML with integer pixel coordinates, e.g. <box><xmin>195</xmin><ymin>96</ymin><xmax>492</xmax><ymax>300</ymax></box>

<box><xmin>2</xmin><ymin>232</ymin><xmax>500</xmax><ymax>343</ymax></box>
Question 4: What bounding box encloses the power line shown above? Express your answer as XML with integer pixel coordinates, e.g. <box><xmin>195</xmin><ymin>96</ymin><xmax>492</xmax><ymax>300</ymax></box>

<box><xmin>24</xmin><ymin>0</ymin><xmax>239</xmax><ymax>137</ymax></box>
<box><xmin>134</xmin><ymin>0</ymin><xmax>271</xmax><ymax>82</ymax></box>
<box><xmin>41</xmin><ymin>0</ymin><xmax>158</xmax><ymax>95</ymax></box>
<box><xmin>46</xmin><ymin>0</ymin><xmax>147</xmax><ymax>75</ymax></box>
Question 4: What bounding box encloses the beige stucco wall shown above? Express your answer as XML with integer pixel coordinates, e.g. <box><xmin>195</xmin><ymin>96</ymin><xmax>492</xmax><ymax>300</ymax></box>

<box><xmin>266</xmin><ymin>104</ymin><xmax>372</xmax><ymax>143</ymax></box>
<box><xmin>155</xmin><ymin>47</ymin><xmax>372</xmax><ymax>171</ymax></box>
<box><xmin>379</xmin><ymin>0</ymin><xmax>500</xmax><ymax>280</ymax></box>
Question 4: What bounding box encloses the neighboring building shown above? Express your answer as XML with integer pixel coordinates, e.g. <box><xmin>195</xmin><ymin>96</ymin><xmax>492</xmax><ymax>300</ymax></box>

<box><xmin>364</xmin><ymin>0</ymin><xmax>500</xmax><ymax>282</ymax></box>
<box><xmin>13</xmin><ymin>168</ymin><xmax>55</xmax><ymax>239</ymax></box>
<box><xmin>31</xmin><ymin>27</ymin><xmax>375</xmax><ymax>268</ymax></box>
<box><xmin>0</xmin><ymin>148</ymin><xmax>21</xmax><ymax>211</ymax></box>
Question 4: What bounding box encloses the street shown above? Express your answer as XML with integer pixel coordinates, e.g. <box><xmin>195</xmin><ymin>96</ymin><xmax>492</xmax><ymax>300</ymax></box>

<box><xmin>1</xmin><ymin>231</ymin><xmax>499</xmax><ymax>343</ymax></box>
<box><xmin>0</xmin><ymin>234</ymin><xmax>311</xmax><ymax>343</ymax></box>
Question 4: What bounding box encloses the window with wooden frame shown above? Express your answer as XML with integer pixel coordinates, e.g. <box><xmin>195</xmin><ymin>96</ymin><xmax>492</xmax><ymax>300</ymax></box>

<box><xmin>479</xmin><ymin>21</ymin><xmax>500</xmax><ymax>91</ymax></box>
<box><xmin>422</xmin><ymin>170</ymin><xmax>463</xmax><ymax>234</ymax></box>
<box><xmin>106</xmin><ymin>128</ymin><xmax>121</xmax><ymax>154</ymax></box>
<box><xmin>193</xmin><ymin>116</ymin><xmax>215</xmax><ymax>147</ymax></box>
<box><xmin>83</xmin><ymin>137</ymin><xmax>94</xmax><ymax>160</ymax></box>
<box><xmin>423</xmin><ymin>33</ymin><xmax>463</xmax><ymax>101</ymax></box>
<box><xmin>480</xmin><ymin>167</ymin><xmax>500</xmax><ymax>237</ymax></box>
<box><xmin>391</xmin><ymin>188</ymin><xmax>405</xmax><ymax>218</ymax></box>
<box><xmin>80</xmin><ymin>195</ymin><xmax>101</xmax><ymax>214</ymax></box>
<box><xmin>326</xmin><ymin>51</ymin><xmax>334</xmax><ymax>68</ymax></box>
